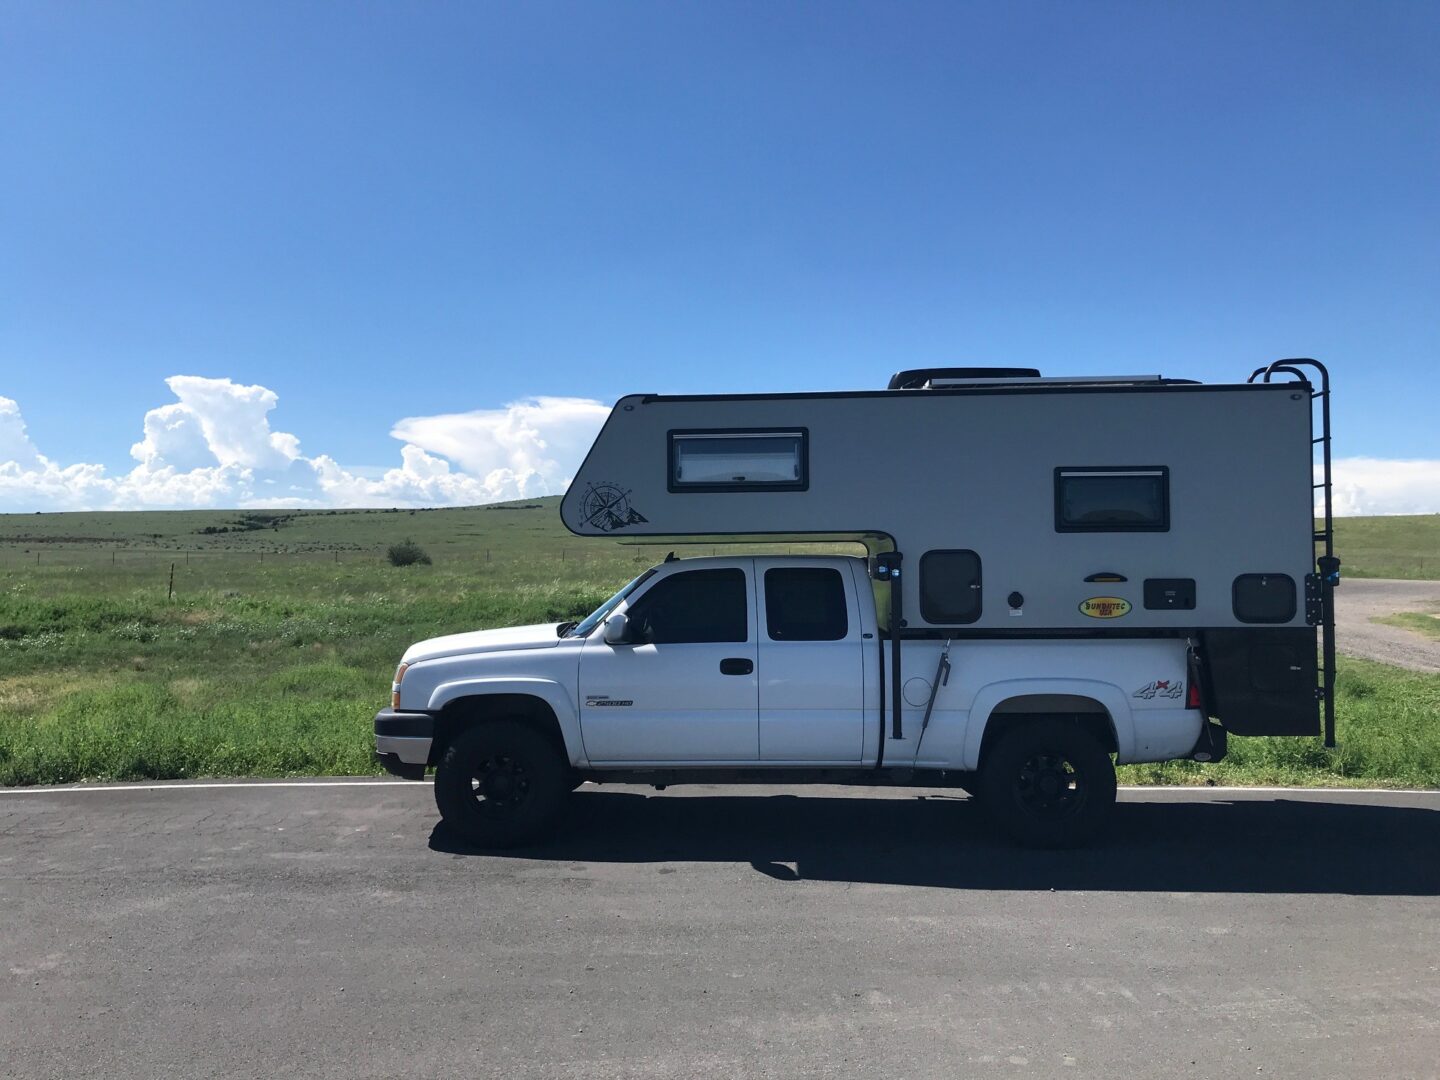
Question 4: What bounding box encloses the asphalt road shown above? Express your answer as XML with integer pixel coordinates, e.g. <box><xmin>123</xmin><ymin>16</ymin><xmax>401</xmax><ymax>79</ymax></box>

<box><xmin>2</xmin><ymin>780</ymin><xmax>1439</xmax><ymax>1080</ymax></box>
<box><xmin>1335</xmin><ymin>577</ymin><xmax>1440</xmax><ymax>672</ymax></box>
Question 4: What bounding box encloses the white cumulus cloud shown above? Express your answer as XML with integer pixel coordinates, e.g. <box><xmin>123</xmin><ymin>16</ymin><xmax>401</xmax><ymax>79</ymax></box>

<box><xmin>3</xmin><ymin>379</ymin><xmax>1439</xmax><ymax>516</ymax></box>
<box><xmin>1327</xmin><ymin>457</ymin><xmax>1440</xmax><ymax>517</ymax></box>
<box><xmin>0</xmin><ymin>376</ymin><xmax>609</xmax><ymax>511</ymax></box>
<box><xmin>0</xmin><ymin>396</ymin><xmax>44</xmax><ymax>468</ymax></box>
<box><xmin>390</xmin><ymin>396</ymin><xmax>612</xmax><ymax>497</ymax></box>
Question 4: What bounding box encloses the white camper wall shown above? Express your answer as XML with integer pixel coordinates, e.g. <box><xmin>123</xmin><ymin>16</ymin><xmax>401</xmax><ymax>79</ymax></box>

<box><xmin>562</xmin><ymin>382</ymin><xmax>1314</xmax><ymax>632</ymax></box>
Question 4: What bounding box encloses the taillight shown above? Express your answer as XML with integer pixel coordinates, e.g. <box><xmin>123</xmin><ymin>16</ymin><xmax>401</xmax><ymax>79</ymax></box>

<box><xmin>1186</xmin><ymin>647</ymin><xmax>1205</xmax><ymax>711</ymax></box>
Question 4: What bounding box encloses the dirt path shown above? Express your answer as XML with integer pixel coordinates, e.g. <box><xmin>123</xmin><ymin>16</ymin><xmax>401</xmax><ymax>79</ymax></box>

<box><xmin>1335</xmin><ymin>577</ymin><xmax>1440</xmax><ymax>673</ymax></box>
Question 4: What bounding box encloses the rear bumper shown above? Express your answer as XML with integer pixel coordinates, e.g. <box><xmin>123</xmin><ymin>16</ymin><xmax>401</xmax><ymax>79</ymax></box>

<box><xmin>374</xmin><ymin>708</ymin><xmax>434</xmax><ymax>779</ymax></box>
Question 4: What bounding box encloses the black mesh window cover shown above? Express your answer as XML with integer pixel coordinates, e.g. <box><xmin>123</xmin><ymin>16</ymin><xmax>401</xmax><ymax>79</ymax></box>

<box><xmin>920</xmin><ymin>550</ymin><xmax>983</xmax><ymax>624</ymax></box>
<box><xmin>1232</xmin><ymin>573</ymin><xmax>1297</xmax><ymax>624</ymax></box>
<box><xmin>628</xmin><ymin>568</ymin><xmax>748</xmax><ymax>643</ymax></box>
<box><xmin>765</xmin><ymin>567</ymin><xmax>848</xmax><ymax>641</ymax></box>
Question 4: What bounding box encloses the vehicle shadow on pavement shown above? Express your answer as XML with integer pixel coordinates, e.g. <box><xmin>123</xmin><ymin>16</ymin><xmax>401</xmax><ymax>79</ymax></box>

<box><xmin>428</xmin><ymin>790</ymin><xmax>1440</xmax><ymax>895</ymax></box>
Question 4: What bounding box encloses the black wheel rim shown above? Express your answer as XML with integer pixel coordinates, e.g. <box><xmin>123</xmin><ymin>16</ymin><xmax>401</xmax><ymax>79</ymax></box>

<box><xmin>467</xmin><ymin>754</ymin><xmax>531</xmax><ymax>815</ymax></box>
<box><xmin>1013</xmin><ymin>750</ymin><xmax>1087</xmax><ymax>820</ymax></box>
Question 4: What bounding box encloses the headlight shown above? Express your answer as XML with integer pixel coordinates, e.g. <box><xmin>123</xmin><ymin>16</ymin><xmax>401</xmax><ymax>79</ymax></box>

<box><xmin>391</xmin><ymin>662</ymin><xmax>409</xmax><ymax>710</ymax></box>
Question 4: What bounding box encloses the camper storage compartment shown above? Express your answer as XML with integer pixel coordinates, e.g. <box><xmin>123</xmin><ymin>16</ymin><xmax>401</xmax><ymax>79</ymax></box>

<box><xmin>1143</xmin><ymin>578</ymin><xmax>1196</xmax><ymax>610</ymax></box>
<box><xmin>1200</xmin><ymin>628</ymin><xmax>1319</xmax><ymax>736</ymax></box>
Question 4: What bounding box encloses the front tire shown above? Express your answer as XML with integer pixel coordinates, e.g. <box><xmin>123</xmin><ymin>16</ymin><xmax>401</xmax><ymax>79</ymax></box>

<box><xmin>434</xmin><ymin>721</ymin><xmax>570</xmax><ymax>848</ymax></box>
<box><xmin>977</xmin><ymin>718</ymin><xmax>1116</xmax><ymax>848</ymax></box>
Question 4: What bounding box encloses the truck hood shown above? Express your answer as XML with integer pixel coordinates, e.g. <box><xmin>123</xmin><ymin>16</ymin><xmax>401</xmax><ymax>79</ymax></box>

<box><xmin>402</xmin><ymin>623</ymin><xmax>566</xmax><ymax>664</ymax></box>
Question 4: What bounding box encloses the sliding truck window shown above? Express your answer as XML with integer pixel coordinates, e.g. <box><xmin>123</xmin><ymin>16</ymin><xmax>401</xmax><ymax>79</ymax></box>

<box><xmin>765</xmin><ymin>566</ymin><xmax>849</xmax><ymax>641</ymax></box>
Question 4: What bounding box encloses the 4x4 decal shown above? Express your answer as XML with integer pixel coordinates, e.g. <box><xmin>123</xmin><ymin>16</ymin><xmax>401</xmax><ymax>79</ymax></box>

<box><xmin>1133</xmin><ymin>679</ymin><xmax>1183</xmax><ymax>700</ymax></box>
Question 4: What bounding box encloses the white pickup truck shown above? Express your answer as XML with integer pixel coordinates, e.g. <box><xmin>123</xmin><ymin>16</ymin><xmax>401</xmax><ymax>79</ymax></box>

<box><xmin>375</xmin><ymin>554</ymin><xmax>1217</xmax><ymax>848</ymax></box>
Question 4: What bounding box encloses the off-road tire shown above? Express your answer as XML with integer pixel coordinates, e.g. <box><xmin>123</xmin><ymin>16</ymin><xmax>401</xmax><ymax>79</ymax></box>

<box><xmin>977</xmin><ymin>717</ymin><xmax>1117</xmax><ymax>848</ymax></box>
<box><xmin>434</xmin><ymin>720</ymin><xmax>570</xmax><ymax>848</ymax></box>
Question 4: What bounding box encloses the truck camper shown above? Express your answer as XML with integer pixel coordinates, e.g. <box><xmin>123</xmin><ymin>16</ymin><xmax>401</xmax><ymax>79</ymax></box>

<box><xmin>376</xmin><ymin>359</ymin><xmax>1339</xmax><ymax>848</ymax></box>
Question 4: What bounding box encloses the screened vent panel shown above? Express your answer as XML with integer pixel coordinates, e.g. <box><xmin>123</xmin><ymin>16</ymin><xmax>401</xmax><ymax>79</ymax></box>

<box><xmin>1232</xmin><ymin>573</ymin><xmax>1297</xmax><ymax>624</ymax></box>
<box><xmin>919</xmin><ymin>549</ymin><xmax>983</xmax><ymax>624</ymax></box>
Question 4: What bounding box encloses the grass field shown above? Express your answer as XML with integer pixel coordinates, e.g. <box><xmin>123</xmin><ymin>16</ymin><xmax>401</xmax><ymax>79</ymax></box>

<box><xmin>2</xmin><ymin>502</ymin><xmax>1438</xmax><ymax>788</ymax></box>
<box><xmin>1331</xmin><ymin>514</ymin><xmax>1440</xmax><ymax>579</ymax></box>
<box><xmin>1378</xmin><ymin>612</ymin><xmax>1440</xmax><ymax>641</ymax></box>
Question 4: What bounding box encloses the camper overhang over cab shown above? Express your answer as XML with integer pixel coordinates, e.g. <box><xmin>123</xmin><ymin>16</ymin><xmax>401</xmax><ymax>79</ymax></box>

<box><xmin>561</xmin><ymin>359</ymin><xmax>1341</xmax><ymax>747</ymax></box>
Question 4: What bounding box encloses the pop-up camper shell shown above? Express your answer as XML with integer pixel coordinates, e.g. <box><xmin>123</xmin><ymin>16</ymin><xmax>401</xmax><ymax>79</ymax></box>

<box><xmin>562</xmin><ymin>359</ymin><xmax>1340</xmax><ymax>748</ymax></box>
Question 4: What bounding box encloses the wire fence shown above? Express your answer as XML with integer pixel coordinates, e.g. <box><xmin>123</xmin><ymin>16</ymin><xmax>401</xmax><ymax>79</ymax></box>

<box><xmin>0</xmin><ymin>547</ymin><xmax>628</xmax><ymax>570</ymax></box>
<box><xmin>0</xmin><ymin>541</ymin><xmax>855</xmax><ymax>573</ymax></box>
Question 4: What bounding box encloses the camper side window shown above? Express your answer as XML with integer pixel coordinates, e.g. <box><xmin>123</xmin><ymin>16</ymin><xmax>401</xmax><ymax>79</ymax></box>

<box><xmin>669</xmin><ymin>430</ymin><xmax>807</xmax><ymax>491</ymax></box>
<box><xmin>1055</xmin><ymin>467</ymin><xmax>1169</xmax><ymax>532</ymax></box>
<box><xmin>625</xmin><ymin>568</ymin><xmax>748</xmax><ymax>644</ymax></box>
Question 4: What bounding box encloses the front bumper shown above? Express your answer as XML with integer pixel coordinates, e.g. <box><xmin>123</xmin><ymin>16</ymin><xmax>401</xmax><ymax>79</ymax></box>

<box><xmin>374</xmin><ymin>708</ymin><xmax>434</xmax><ymax>780</ymax></box>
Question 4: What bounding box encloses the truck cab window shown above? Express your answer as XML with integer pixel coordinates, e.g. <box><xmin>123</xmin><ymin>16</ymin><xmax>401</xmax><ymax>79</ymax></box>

<box><xmin>625</xmin><ymin>568</ymin><xmax>748</xmax><ymax>644</ymax></box>
<box><xmin>764</xmin><ymin>567</ymin><xmax>848</xmax><ymax>640</ymax></box>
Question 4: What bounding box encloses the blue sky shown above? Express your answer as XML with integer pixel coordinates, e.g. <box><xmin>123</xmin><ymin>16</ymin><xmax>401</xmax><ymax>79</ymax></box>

<box><xmin>1</xmin><ymin>1</ymin><xmax>1437</xmax><ymax>512</ymax></box>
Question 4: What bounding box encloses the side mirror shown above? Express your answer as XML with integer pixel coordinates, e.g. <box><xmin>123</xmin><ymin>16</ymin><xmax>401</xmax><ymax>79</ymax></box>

<box><xmin>602</xmin><ymin>612</ymin><xmax>633</xmax><ymax>645</ymax></box>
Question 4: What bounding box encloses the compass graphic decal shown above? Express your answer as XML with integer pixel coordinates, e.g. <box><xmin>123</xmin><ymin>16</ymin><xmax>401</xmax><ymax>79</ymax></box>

<box><xmin>579</xmin><ymin>482</ymin><xmax>649</xmax><ymax>532</ymax></box>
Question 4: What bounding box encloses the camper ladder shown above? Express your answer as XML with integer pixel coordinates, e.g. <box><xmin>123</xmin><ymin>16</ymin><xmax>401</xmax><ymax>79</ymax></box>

<box><xmin>1248</xmin><ymin>358</ymin><xmax>1339</xmax><ymax>748</ymax></box>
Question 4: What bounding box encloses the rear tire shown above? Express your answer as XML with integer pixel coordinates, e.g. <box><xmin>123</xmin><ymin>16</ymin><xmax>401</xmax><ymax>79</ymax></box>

<box><xmin>977</xmin><ymin>717</ymin><xmax>1116</xmax><ymax>848</ymax></box>
<box><xmin>434</xmin><ymin>721</ymin><xmax>570</xmax><ymax>848</ymax></box>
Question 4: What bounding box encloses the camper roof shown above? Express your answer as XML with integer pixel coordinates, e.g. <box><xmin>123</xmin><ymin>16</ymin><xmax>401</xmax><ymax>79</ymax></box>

<box><xmin>885</xmin><ymin>366</ymin><xmax>1194</xmax><ymax>390</ymax></box>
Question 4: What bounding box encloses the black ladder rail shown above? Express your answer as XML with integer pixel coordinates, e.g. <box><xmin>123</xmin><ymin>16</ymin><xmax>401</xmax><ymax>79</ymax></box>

<box><xmin>1248</xmin><ymin>358</ymin><xmax>1339</xmax><ymax>748</ymax></box>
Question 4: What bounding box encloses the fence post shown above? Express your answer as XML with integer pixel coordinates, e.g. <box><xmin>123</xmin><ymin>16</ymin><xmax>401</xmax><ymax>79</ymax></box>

<box><xmin>168</xmin><ymin>563</ymin><xmax>175</xmax><ymax>601</ymax></box>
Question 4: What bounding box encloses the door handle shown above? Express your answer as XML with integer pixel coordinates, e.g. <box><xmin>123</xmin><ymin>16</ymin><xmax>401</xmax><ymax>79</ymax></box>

<box><xmin>719</xmin><ymin>658</ymin><xmax>753</xmax><ymax>675</ymax></box>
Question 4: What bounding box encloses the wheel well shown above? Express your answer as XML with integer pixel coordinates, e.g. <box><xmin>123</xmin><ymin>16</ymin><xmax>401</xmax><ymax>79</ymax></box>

<box><xmin>431</xmin><ymin>694</ymin><xmax>567</xmax><ymax>762</ymax></box>
<box><xmin>977</xmin><ymin>696</ymin><xmax>1118</xmax><ymax>767</ymax></box>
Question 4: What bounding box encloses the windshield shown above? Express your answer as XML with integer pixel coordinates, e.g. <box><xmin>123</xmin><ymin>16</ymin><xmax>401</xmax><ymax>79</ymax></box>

<box><xmin>567</xmin><ymin>567</ymin><xmax>658</xmax><ymax>638</ymax></box>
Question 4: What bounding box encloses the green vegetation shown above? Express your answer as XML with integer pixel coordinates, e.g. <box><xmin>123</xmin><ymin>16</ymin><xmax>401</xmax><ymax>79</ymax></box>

<box><xmin>386</xmin><ymin>538</ymin><xmax>432</xmax><ymax>566</ymax></box>
<box><xmin>1377</xmin><ymin>612</ymin><xmax>1440</xmax><ymax>641</ymax></box>
<box><xmin>1332</xmin><ymin>514</ymin><xmax>1440</xmax><ymax>580</ymax></box>
<box><xmin>0</xmin><ymin>558</ymin><xmax>629</xmax><ymax>785</ymax></box>
<box><xmin>1119</xmin><ymin>658</ymin><xmax>1440</xmax><ymax>788</ymax></box>
<box><xmin>1</xmin><ymin>501</ymin><xmax>1437</xmax><ymax>787</ymax></box>
<box><xmin>0</xmin><ymin>499</ymin><xmax>827</xmax><ymax>786</ymax></box>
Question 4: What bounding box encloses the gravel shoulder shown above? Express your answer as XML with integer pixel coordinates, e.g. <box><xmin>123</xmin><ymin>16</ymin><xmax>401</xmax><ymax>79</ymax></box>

<box><xmin>1335</xmin><ymin>577</ymin><xmax>1440</xmax><ymax>672</ymax></box>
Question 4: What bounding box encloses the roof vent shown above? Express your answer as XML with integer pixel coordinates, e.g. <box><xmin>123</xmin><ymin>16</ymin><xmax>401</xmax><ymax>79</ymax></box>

<box><xmin>887</xmin><ymin>367</ymin><xmax>1041</xmax><ymax>390</ymax></box>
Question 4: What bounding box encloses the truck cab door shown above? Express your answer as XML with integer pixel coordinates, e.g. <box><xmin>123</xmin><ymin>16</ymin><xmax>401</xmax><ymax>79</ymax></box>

<box><xmin>577</xmin><ymin>563</ymin><xmax>759</xmax><ymax>762</ymax></box>
<box><xmin>755</xmin><ymin>559</ymin><xmax>866</xmax><ymax>763</ymax></box>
